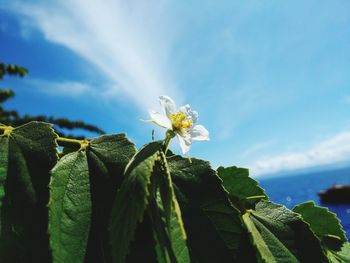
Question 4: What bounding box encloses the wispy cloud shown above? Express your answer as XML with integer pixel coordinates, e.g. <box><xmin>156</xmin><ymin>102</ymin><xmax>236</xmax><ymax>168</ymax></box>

<box><xmin>22</xmin><ymin>78</ymin><xmax>130</xmax><ymax>103</ymax></box>
<box><xmin>250</xmin><ymin>132</ymin><xmax>350</xmax><ymax>176</ymax></box>
<box><xmin>23</xmin><ymin>79</ymin><xmax>95</xmax><ymax>97</ymax></box>
<box><xmin>4</xmin><ymin>0</ymin><xmax>179</xmax><ymax>109</ymax></box>
<box><xmin>240</xmin><ymin>141</ymin><xmax>273</xmax><ymax>159</ymax></box>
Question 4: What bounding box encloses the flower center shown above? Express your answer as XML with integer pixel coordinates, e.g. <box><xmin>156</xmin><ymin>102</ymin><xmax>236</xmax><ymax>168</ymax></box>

<box><xmin>169</xmin><ymin>111</ymin><xmax>193</xmax><ymax>131</ymax></box>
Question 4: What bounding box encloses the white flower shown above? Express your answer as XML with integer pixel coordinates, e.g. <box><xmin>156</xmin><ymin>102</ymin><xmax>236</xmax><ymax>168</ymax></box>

<box><xmin>149</xmin><ymin>95</ymin><xmax>209</xmax><ymax>154</ymax></box>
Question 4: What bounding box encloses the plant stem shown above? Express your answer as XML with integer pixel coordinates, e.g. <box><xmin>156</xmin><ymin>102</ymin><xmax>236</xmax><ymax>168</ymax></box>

<box><xmin>163</xmin><ymin>130</ymin><xmax>175</xmax><ymax>154</ymax></box>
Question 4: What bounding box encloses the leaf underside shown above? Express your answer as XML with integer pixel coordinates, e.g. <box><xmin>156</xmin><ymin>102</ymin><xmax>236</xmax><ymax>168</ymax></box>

<box><xmin>167</xmin><ymin>154</ymin><xmax>244</xmax><ymax>263</ymax></box>
<box><xmin>244</xmin><ymin>200</ymin><xmax>327</xmax><ymax>263</ymax></box>
<box><xmin>49</xmin><ymin>134</ymin><xmax>136</xmax><ymax>263</ymax></box>
<box><xmin>109</xmin><ymin>142</ymin><xmax>161</xmax><ymax>263</ymax></box>
<box><xmin>151</xmin><ymin>152</ymin><xmax>190</xmax><ymax>263</ymax></box>
<box><xmin>85</xmin><ymin>134</ymin><xmax>136</xmax><ymax>263</ymax></box>
<box><xmin>0</xmin><ymin>122</ymin><xmax>58</xmax><ymax>262</ymax></box>
<box><xmin>49</xmin><ymin>151</ymin><xmax>91</xmax><ymax>263</ymax></box>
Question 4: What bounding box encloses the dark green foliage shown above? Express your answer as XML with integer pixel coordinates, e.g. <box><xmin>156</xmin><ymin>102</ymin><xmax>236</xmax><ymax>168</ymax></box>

<box><xmin>85</xmin><ymin>134</ymin><xmax>137</xmax><ymax>263</ymax></box>
<box><xmin>325</xmin><ymin>241</ymin><xmax>350</xmax><ymax>263</ymax></box>
<box><xmin>49</xmin><ymin>134</ymin><xmax>136</xmax><ymax>263</ymax></box>
<box><xmin>0</xmin><ymin>89</ymin><xmax>15</xmax><ymax>103</ymax></box>
<box><xmin>109</xmin><ymin>142</ymin><xmax>161</xmax><ymax>263</ymax></box>
<box><xmin>109</xmin><ymin>142</ymin><xmax>190</xmax><ymax>263</ymax></box>
<box><xmin>244</xmin><ymin>200</ymin><xmax>328</xmax><ymax>262</ymax></box>
<box><xmin>0</xmin><ymin>121</ymin><xmax>349</xmax><ymax>263</ymax></box>
<box><xmin>294</xmin><ymin>202</ymin><xmax>350</xmax><ymax>262</ymax></box>
<box><xmin>0</xmin><ymin>61</ymin><xmax>104</xmax><ymax>138</ymax></box>
<box><xmin>149</xmin><ymin>152</ymin><xmax>190</xmax><ymax>263</ymax></box>
<box><xmin>0</xmin><ymin>122</ymin><xmax>58</xmax><ymax>262</ymax></box>
<box><xmin>216</xmin><ymin>166</ymin><xmax>334</xmax><ymax>262</ymax></box>
<box><xmin>0</xmin><ymin>63</ymin><xmax>28</xmax><ymax>79</ymax></box>
<box><xmin>167</xmin><ymin>154</ymin><xmax>245</xmax><ymax>262</ymax></box>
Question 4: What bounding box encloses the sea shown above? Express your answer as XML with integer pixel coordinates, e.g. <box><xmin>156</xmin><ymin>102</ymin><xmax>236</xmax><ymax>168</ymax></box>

<box><xmin>257</xmin><ymin>167</ymin><xmax>350</xmax><ymax>239</ymax></box>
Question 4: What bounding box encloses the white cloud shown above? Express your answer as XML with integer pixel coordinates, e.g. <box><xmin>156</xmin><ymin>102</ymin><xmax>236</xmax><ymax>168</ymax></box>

<box><xmin>4</xmin><ymin>0</ymin><xmax>180</xmax><ymax>109</ymax></box>
<box><xmin>24</xmin><ymin>79</ymin><xmax>94</xmax><ymax>97</ymax></box>
<box><xmin>250</xmin><ymin>132</ymin><xmax>350</xmax><ymax>176</ymax></box>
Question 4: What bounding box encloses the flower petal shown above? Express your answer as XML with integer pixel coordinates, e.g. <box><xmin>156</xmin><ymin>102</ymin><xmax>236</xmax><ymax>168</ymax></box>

<box><xmin>190</xmin><ymin>125</ymin><xmax>209</xmax><ymax>141</ymax></box>
<box><xmin>159</xmin><ymin>95</ymin><xmax>177</xmax><ymax>116</ymax></box>
<box><xmin>179</xmin><ymin>104</ymin><xmax>198</xmax><ymax>123</ymax></box>
<box><xmin>149</xmin><ymin>110</ymin><xmax>172</xmax><ymax>129</ymax></box>
<box><xmin>177</xmin><ymin>134</ymin><xmax>192</xmax><ymax>154</ymax></box>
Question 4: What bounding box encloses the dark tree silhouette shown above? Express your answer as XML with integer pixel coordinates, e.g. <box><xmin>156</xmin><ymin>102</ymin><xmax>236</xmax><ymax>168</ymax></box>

<box><xmin>0</xmin><ymin>62</ymin><xmax>105</xmax><ymax>139</ymax></box>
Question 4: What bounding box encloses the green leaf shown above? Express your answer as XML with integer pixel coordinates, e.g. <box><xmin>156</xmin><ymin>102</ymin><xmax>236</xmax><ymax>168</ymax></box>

<box><xmin>125</xmin><ymin>213</ymin><xmax>158</xmax><ymax>263</ymax></box>
<box><xmin>0</xmin><ymin>137</ymin><xmax>8</xmax><ymax>218</ymax></box>
<box><xmin>49</xmin><ymin>151</ymin><xmax>91</xmax><ymax>263</ymax></box>
<box><xmin>159</xmin><ymin>153</ymin><xmax>186</xmax><ymax>239</ymax></box>
<box><xmin>242</xmin><ymin>212</ymin><xmax>279</xmax><ymax>263</ymax></box>
<box><xmin>245</xmin><ymin>200</ymin><xmax>327</xmax><ymax>263</ymax></box>
<box><xmin>0</xmin><ymin>122</ymin><xmax>58</xmax><ymax>262</ymax></box>
<box><xmin>168</xmin><ymin>207</ymin><xmax>190</xmax><ymax>263</ymax></box>
<box><xmin>148</xmin><ymin>194</ymin><xmax>190</xmax><ymax>263</ymax></box>
<box><xmin>243</xmin><ymin>211</ymin><xmax>298</xmax><ymax>263</ymax></box>
<box><xmin>148</xmin><ymin>205</ymin><xmax>167</xmax><ymax>262</ymax></box>
<box><xmin>293</xmin><ymin>201</ymin><xmax>347</xmax><ymax>242</ymax></box>
<box><xmin>325</xmin><ymin>241</ymin><xmax>350</xmax><ymax>263</ymax></box>
<box><xmin>293</xmin><ymin>201</ymin><xmax>350</xmax><ymax>262</ymax></box>
<box><xmin>148</xmin><ymin>195</ymin><xmax>174</xmax><ymax>263</ymax></box>
<box><xmin>217</xmin><ymin>166</ymin><xmax>267</xmax><ymax>205</ymax></box>
<box><xmin>88</xmin><ymin>134</ymin><xmax>136</xmax><ymax>170</ymax></box>
<box><xmin>157</xmin><ymin>153</ymin><xmax>174</xmax><ymax>230</ymax></box>
<box><xmin>151</xmin><ymin>152</ymin><xmax>190</xmax><ymax>263</ymax></box>
<box><xmin>109</xmin><ymin>142</ymin><xmax>161</xmax><ymax>263</ymax></box>
<box><xmin>84</xmin><ymin>134</ymin><xmax>137</xmax><ymax>263</ymax></box>
<box><xmin>167</xmin><ymin>154</ymin><xmax>244</xmax><ymax>263</ymax></box>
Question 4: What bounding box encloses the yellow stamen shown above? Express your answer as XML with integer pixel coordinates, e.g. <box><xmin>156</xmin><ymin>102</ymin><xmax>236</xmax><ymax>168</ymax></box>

<box><xmin>169</xmin><ymin>111</ymin><xmax>193</xmax><ymax>131</ymax></box>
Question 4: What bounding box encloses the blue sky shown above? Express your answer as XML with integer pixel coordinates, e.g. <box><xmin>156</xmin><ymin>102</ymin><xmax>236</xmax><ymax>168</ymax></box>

<box><xmin>1</xmin><ymin>0</ymin><xmax>350</xmax><ymax>176</ymax></box>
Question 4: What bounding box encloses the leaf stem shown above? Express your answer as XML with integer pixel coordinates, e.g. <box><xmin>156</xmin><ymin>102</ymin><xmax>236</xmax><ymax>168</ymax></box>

<box><xmin>56</xmin><ymin>137</ymin><xmax>87</xmax><ymax>149</ymax></box>
<box><xmin>0</xmin><ymin>125</ymin><xmax>13</xmax><ymax>136</ymax></box>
